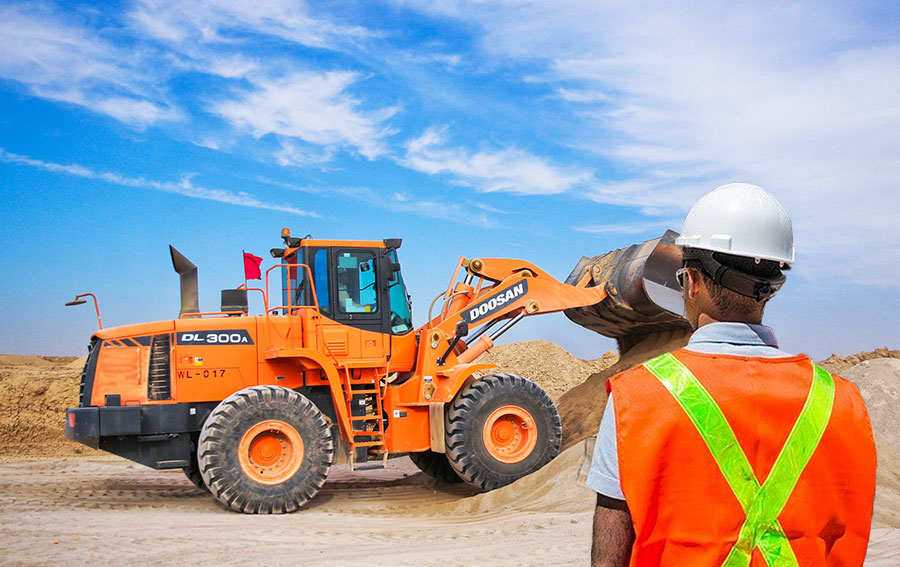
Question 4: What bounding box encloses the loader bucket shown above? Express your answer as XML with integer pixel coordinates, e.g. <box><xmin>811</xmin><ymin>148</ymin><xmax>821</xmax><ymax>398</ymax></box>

<box><xmin>558</xmin><ymin>230</ymin><xmax>693</xmax><ymax>450</ymax></box>
<box><xmin>563</xmin><ymin>230</ymin><xmax>692</xmax><ymax>356</ymax></box>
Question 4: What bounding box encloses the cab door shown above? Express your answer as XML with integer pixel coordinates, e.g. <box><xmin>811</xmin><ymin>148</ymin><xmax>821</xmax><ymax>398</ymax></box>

<box><xmin>313</xmin><ymin>247</ymin><xmax>388</xmax><ymax>363</ymax></box>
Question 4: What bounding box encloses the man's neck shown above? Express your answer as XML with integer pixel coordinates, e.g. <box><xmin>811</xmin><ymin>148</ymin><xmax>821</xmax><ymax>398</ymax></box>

<box><xmin>696</xmin><ymin>313</ymin><xmax>719</xmax><ymax>328</ymax></box>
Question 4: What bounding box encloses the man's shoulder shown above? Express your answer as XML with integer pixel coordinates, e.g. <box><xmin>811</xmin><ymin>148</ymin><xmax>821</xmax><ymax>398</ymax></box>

<box><xmin>606</xmin><ymin>351</ymin><xmax>678</xmax><ymax>394</ymax></box>
<box><xmin>607</xmin><ymin>348</ymin><xmax>814</xmax><ymax>390</ymax></box>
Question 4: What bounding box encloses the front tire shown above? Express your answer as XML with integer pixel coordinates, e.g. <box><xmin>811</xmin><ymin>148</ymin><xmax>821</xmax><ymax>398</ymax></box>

<box><xmin>445</xmin><ymin>373</ymin><xmax>561</xmax><ymax>491</ymax></box>
<box><xmin>198</xmin><ymin>385</ymin><xmax>334</xmax><ymax>514</ymax></box>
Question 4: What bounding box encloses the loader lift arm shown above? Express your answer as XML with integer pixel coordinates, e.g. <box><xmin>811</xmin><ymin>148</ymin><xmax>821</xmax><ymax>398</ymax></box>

<box><xmin>423</xmin><ymin>230</ymin><xmax>690</xmax><ymax>365</ymax></box>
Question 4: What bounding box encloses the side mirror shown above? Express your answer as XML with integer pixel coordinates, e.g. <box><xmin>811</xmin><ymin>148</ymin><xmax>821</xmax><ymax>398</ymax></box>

<box><xmin>455</xmin><ymin>320</ymin><xmax>469</xmax><ymax>337</ymax></box>
<box><xmin>381</xmin><ymin>255</ymin><xmax>396</xmax><ymax>283</ymax></box>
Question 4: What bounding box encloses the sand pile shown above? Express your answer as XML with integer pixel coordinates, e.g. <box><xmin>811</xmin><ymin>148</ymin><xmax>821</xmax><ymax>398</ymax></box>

<box><xmin>874</xmin><ymin>438</ymin><xmax>900</xmax><ymax>529</ymax></box>
<box><xmin>555</xmin><ymin>329</ymin><xmax>692</xmax><ymax>450</ymax></box>
<box><xmin>480</xmin><ymin>340</ymin><xmax>617</xmax><ymax>400</ymax></box>
<box><xmin>842</xmin><ymin>359</ymin><xmax>900</xmax><ymax>453</ymax></box>
<box><xmin>0</xmin><ymin>354</ymin><xmax>94</xmax><ymax>458</ymax></box>
<box><xmin>818</xmin><ymin>348</ymin><xmax>900</xmax><ymax>374</ymax></box>
<box><xmin>447</xmin><ymin>438</ymin><xmax>596</xmax><ymax>516</ymax></box>
<box><xmin>839</xmin><ymin>358</ymin><xmax>900</xmax><ymax>529</ymax></box>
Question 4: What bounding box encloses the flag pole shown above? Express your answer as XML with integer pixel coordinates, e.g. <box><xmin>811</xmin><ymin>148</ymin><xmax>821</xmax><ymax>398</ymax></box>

<box><xmin>243</xmin><ymin>250</ymin><xmax>248</xmax><ymax>289</ymax></box>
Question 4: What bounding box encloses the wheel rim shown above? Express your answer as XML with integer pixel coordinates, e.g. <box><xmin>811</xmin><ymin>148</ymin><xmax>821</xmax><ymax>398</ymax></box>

<box><xmin>238</xmin><ymin>420</ymin><xmax>304</xmax><ymax>485</ymax></box>
<box><xmin>482</xmin><ymin>405</ymin><xmax>537</xmax><ymax>464</ymax></box>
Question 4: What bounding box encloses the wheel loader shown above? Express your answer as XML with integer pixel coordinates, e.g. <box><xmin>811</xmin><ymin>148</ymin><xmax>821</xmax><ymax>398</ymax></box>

<box><xmin>65</xmin><ymin>228</ymin><xmax>689</xmax><ymax>514</ymax></box>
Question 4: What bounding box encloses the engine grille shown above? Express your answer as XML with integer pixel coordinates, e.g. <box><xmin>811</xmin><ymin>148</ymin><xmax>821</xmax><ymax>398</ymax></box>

<box><xmin>147</xmin><ymin>334</ymin><xmax>172</xmax><ymax>400</ymax></box>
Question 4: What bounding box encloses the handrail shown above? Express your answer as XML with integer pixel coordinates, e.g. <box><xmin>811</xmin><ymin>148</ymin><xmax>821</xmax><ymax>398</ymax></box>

<box><xmin>264</xmin><ymin>263</ymin><xmax>320</xmax><ymax>317</ymax></box>
<box><xmin>236</xmin><ymin>284</ymin><xmax>268</xmax><ymax>313</ymax></box>
<box><xmin>179</xmin><ymin>311</ymin><xmax>245</xmax><ymax>319</ymax></box>
<box><xmin>266</xmin><ymin>305</ymin><xmax>319</xmax><ymax>315</ymax></box>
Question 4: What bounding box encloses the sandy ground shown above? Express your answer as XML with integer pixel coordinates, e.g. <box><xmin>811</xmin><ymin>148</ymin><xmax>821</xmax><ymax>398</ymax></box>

<box><xmin>1</xmin><ymin>447</ymin><xmax>897</xmax><ymax>567</ymax></box>
<box><xmin>0</xmin><ymin>453</ymin><xmax>592</xmax><ymax>567</ymax></box>
<box><xmin>2</xmin><ymin>347</ymin><xmax>899</xmax><ymax>566</ymax></box>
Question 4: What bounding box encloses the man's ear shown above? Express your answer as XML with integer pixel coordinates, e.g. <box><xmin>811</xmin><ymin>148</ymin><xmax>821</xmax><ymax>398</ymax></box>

<box><xmin>686</xmin><ymin>269</ymin><xmax>703</xmax><ymax>300</ymax></box>
<box><xmin>684</xmin><ymin>270</ymin><xmax>700</xmax><ymax>299</ymax></box>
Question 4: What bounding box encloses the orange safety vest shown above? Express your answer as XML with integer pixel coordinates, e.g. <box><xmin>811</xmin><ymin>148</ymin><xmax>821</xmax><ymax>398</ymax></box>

<box><xmin>608</xmin><ymin>349</ymin><xmax>876</xmax><ymax>567</ymax></box>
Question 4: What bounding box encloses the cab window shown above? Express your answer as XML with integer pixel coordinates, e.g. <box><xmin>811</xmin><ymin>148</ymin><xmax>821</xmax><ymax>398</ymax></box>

<box><xmin>282</xmin><ymin>252</ymin><xmax>302</xmax><ymax>311</ymax></box>
<box><xmin>313</xmin><ymin>248</ymin><xmax>330</xmax><ymax>315</ymax></box>
<box><xmin>387</xmin><ymin>250</ymin><xmax>413</xmax><ymax>333</ymax></box>
<box><xmin>336</xmin><ymin>251</ymin><xmax>378</xmax><ymax>314</ymax></box>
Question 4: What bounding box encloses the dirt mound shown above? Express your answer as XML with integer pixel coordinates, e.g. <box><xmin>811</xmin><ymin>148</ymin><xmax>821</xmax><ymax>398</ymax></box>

<box><xmin>447</xmin><ymin>438</ymin><xmax>596</xmax><ymax>515</ymax></box>
<box><xmin>0</xmin><ymin>354</ymin><xmax>97</xmax><ymax>458</ymax></box>
<box><xmin>65</xmin><ymin>354</ymin><xmax>89</xmax><ymax>370</ymax></box>
<box><xmin>556</xmin><ymin>328</ymin><xmax>692</xmax><ymax>450</ymax></box>
<box><xmin>818</xmin><ymin>348</ymin><xmax>900</xmax><ymax>375</ymax></box>
<box><xmin>874</xmin><ymin>437</ymin><xmax>900</xmax><ymax>529</ymax></box>
<box><xmin>481</xmin><ymin>340</ymin><xmax>617</xmax><ymax>400</ymax></box>
<box><xmin>837</xmin><ymin>358</ymin><xmax>900</xmax><ymax>529</ymax></box>
<box><xmin>2</xmin><ymin>343</ymin><xmax>898</xmax><ymax>464</ymax></box>
<box><xmin>841</xmin><ymin>358</ymin><xmax>900</xmax><ymax>455</ymax></box>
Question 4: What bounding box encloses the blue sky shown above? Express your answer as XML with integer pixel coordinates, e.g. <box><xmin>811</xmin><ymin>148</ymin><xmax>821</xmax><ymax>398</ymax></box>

<box><xmin>1</xmin><ymin>0</ymin><xmax>898</xmax><ymax>360</ymax></box>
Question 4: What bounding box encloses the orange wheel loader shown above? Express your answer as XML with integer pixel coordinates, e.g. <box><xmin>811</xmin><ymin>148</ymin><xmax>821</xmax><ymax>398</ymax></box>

<box><xmin>65</xmin><ymin>229</ymin><xmax>689</xmax><ymax>513</ymax></box>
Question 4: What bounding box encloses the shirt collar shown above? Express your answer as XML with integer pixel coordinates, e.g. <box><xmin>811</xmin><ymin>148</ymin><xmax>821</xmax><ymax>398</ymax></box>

<box><xmin>688</xmin><ymin>322</ymin><xmax>780</xmax><ymax>348</ymax></box>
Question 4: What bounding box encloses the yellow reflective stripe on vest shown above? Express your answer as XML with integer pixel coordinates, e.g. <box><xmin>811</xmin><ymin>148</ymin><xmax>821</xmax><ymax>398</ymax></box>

<box><xmin>642</xmin><ymin>353</ymin><xmax>835</xmax><ymax>567</ymax></box>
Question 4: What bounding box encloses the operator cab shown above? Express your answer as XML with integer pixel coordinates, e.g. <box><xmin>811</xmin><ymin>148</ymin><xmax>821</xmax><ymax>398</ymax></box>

<box><xmin>272</xmin><ymin>231</ymin><xmax>413</xmax><ymax>335</ymax></box>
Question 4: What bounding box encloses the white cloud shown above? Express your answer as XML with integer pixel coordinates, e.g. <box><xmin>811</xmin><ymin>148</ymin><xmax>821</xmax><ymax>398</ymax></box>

<box><xmin>0</xmin><ymin>148</ymin><xmax>314</xmax><ymax>216</ymax></box>
<box><xmin>553</xmin><ymin>88</ymin><xmax>610</xmax><ymax>104</ymax></box>
<box><xmin>130</xmin><ymin>0</ymin><xmax>374</xmax><ymax>51</ymax></box>
<box><xmin>402</xmin><ymin>128</ymin><xmax>589</xmax><ymax>195</ymax></box>
<box><xmin>0</xmin><ymin>3</ymin><xmax>177</xmax><ymax>127</ymax></box>
<box><xmin>385</xmin><ymin>193</ymin><xmax>498</xmax><ymax>228</ymax></box>
<box><xmin>214</xmin><ymin>71</ymin><xmax>398</xmax><ymax>160</ymax></box>
<box><xmin>0</xmin><ymin>2</ymin><xmax>393</xmax><ymax>160</ymax></box>
<box><xmin>404</xmin><ymin>51</ymin><xmax>462</xmax><ymax>68</ymax></box>
<box><xmin>273</xmin><ymin>182</ymin><xmax>498</xmax><ymax>228</ymax></box>
<box><xmin>275</xmin><ymin>140</ymin><xmax>335</xmax><ymax>167</ymax></box>
<box><xmin>400</xmin><ymin>1</ymin><xmax>900</xmax><ymax>286</ymax></box>
<box><xmin>191</xmin><ymin>138</ymin><xmax>222</xmax><ymax>150</ymax></box>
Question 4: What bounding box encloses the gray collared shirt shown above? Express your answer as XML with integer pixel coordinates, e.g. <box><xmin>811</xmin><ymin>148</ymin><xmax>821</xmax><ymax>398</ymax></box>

<box><xmin>586</xmin><ymin>322</ymin><xmax>793</xmax><ymax>500</ymax></box>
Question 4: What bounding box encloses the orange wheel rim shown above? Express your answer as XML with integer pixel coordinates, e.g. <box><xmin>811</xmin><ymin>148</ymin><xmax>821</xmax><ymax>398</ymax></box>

<box><xmin>238</xmin><ymin>420</ymin><xmax>304</xmax><ymax>485</ymax></box>
<box><xmin>482</xmin><ymin>405</ymin><xmax>537</xmax><ymax>464</ymax></box>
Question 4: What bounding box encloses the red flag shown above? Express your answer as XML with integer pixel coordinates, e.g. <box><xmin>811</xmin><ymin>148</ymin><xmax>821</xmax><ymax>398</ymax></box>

<box><xmin>243</xmin><ymin>252</ymin><xmax>263</xmax><ymax>280</ymax></box>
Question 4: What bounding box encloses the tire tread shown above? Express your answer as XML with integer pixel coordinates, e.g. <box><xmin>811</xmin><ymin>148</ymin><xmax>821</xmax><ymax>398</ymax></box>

<box><xmin>445</xmin><ymin>373</ymin><xmax>561</xmax><ymax>491</ymax></box>
<box><xmin>198</xmin><ymin>385</ymin><xmax>333</xmax><ymax>514</ymax></box>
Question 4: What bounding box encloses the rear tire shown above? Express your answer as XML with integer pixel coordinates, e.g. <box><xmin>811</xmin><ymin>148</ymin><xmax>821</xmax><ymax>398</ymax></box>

<box><xmin>409</xmin><ymin>451</ymin><xmax>463</xmax><ymax>484</ymax></box>
<box><xmin>198</xmin><ymin>385</ymin><xmax>333</xmax><ymax>514</ymax></box>
<box><xmin>445</xmin><ymin>373</ymin><xmax>561</xmax><ymax>491</ymax></box>
<box><xmin>183</xmin><ymin>434</ymin><xmax>209</xmax><ymax>492</ymax></box>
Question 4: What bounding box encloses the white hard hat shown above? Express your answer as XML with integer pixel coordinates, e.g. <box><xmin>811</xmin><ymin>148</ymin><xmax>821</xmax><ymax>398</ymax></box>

<box><xmin>675</xmin><ymin>183</ymin><xmax>794</xmax><ymax>265</ymax></box>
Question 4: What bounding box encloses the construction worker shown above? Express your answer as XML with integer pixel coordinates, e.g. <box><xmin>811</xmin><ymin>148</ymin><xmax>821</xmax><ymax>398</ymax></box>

<box><xmin>587</xmin><ymin>183</ymin><xmax>876</xmax><ymax>567</ymax></box>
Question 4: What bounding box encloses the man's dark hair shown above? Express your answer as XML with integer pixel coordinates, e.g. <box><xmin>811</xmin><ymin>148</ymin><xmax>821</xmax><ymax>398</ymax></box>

<box><xmin>683</xmin><ymin>251</ymin><xmax>785</xmax><ymax>324</ymax></box>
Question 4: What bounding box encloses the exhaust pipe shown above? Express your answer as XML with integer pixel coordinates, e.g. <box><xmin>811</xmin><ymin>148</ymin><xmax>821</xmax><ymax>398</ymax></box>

<box><xmin>169</xmin><ymin>245</ymin><xmax>199</xmax><ymax>317</ymax></box>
